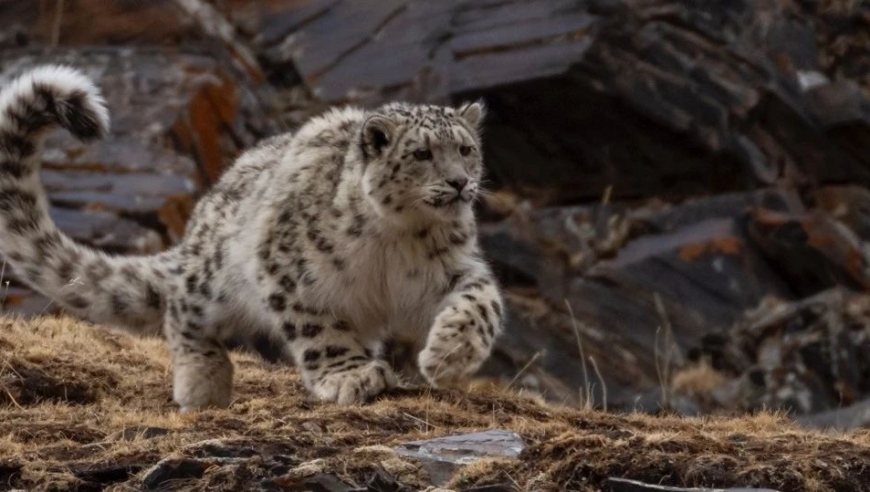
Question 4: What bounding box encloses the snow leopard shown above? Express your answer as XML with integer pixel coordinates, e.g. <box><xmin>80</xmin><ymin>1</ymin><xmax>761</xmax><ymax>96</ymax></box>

<box><xmin>0</xmin><ymin>65</ymin><xmax>504</xmax><ymax>411</ymax></box>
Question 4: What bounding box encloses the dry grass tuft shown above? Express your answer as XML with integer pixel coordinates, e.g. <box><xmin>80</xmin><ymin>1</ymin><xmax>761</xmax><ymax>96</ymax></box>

<box><xmin>1</xmin><ymin>315</ymin><xmax>870</xmax><ymax>490</ymax></box>
<box><xmin>671</xmin><ymin>359</ymin><xmax>729</xmax><ymax>396</ymax></box>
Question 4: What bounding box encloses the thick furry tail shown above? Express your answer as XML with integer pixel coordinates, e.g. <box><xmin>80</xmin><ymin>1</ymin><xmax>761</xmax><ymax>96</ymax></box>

<box><xmin>0</xmin><ymin>65</ymin><xmax>168</xmax><ymax>334</ymax></box>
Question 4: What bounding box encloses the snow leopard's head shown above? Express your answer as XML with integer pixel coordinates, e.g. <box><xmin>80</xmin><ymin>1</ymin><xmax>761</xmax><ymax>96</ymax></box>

<box><xmin>359</xmin><ymin>101</ymin><xmax>485</xmax><ymax>224</ymax></box>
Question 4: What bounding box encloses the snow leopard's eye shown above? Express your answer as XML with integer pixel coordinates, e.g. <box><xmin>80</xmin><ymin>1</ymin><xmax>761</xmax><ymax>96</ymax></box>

<box><xmin>459</xmin><ymin>145</ymin><xmax>472</xmax><ymax>156</ymax></box>
<box><xmin>413</xmin><ymin>149</ymin><xmax>432</xmax><ymax>161</ymax></box>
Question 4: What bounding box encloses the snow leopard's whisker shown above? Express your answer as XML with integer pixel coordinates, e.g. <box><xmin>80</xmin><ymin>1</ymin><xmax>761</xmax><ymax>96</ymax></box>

<box><xmin>411</xmin><ymin>197</ymin><xmax>431</xmax><ymax>208</ymax></box>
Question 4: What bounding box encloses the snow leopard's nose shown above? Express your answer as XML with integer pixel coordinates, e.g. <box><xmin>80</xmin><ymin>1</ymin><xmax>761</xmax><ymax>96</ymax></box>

<box><xmin>446</xmin><ymin>177</ymin><xmax>468</xmax><ymax>192</ymax></box>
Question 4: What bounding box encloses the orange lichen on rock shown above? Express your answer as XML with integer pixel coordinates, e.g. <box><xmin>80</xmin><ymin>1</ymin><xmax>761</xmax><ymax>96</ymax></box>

<box><xmin>678</xmin><ymin>236</ymin><xmax>742</xmax><ymax>261</ymax></box>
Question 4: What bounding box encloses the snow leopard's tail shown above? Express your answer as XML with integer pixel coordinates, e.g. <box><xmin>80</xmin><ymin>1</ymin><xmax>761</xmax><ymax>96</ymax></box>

<box><xmin>0</xmin><ymin>65</ymin><xmax>168</xmax><ymax>334</ymax></box>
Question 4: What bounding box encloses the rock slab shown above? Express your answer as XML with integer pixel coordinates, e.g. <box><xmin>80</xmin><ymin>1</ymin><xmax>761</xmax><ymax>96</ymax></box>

<box><xmin>395</xmin><ymin>430</ymin><xmax>525</xmax><ymax>485</ymax></box>
<box><xmin>608</xmin><ymin>478</ymin><xmax>779</xmax><ymax>492</ymax></box>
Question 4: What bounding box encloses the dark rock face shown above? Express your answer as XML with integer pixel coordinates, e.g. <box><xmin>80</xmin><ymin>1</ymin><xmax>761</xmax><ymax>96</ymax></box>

<box><xmin>687</xmin><ymin>289</ymin><xmax>870</xmax><ymax>415</ymax></box>
<box><xmin>3</xmin><ymin>0</ymin><xmax>870</xmax><ymax>423</ymax></box>
<box><xmin>476</xmin><ymin>189</ymin><xmax>803</xmax><ymax>405</ymax></box>
<box><xmin>227</xmin><ymin>0</ymin><xmax>870</xmax><ymax>202</ymax></box>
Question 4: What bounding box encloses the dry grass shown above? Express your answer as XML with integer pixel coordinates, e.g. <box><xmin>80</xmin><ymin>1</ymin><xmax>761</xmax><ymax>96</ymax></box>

<box><xmin>1</xmin><ymin>316</ymin><xmax>870</xmax><ymax>491</ymax></box>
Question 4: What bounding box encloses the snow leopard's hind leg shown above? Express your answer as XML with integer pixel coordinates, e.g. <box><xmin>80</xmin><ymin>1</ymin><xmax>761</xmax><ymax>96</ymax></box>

<box><xmin>164</xmin><ymin>294</ymin><xmax>233</xmax><ymax>412</ymax></box>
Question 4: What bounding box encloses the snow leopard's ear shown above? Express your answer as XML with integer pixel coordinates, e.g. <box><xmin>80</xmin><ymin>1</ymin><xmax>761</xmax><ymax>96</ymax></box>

<box><xmin>361</xmin><ymin>115</ymin><xmax>395</xmax><ymax>159</ymax></box>
<box><xmin>458</xmin><ymin>100</ymin><xmax>486</xmax><ymax>131</ymax></box>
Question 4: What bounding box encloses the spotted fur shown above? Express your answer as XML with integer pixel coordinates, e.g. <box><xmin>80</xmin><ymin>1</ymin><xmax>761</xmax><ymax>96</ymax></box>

<box><xmin>0</xmin><ymin>66</ymin><xmax>169</xmax><ymax>334</ymax></box>
<box><xmin>0</xmin><ymin>66</ymin><xmax>504</xmax><ymax>411</ymax></box>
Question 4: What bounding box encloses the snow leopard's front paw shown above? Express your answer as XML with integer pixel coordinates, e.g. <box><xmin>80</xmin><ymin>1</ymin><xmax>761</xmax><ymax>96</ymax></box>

<box><xmin>419</xmin><ymin>316</ymin><xmax>491</xmax><ymax>388</ymax></box>
<box><xmin>311</xmin><ymin>360</ymin><xmax>398</xmax><ymax>405</ymax></box>
<box><xmin>420</xmin><ymin>287</ymin><xmax>502</xmax><ymax>388</ymax></box>
<box><xmin>418</xmin><ymin>340</ymin><xmax>487</xmax><ymax>388</ymax></box>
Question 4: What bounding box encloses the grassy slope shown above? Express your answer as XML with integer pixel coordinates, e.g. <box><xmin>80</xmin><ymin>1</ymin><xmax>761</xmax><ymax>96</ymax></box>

<box><xmin>1</xmin><ymin>316</ymin><xmax>870</xmax><ymax>491</ymax></box>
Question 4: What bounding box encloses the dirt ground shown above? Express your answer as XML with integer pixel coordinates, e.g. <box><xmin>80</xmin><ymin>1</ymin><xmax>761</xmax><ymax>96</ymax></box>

<box><xmin>2</xmin><ymin>315</ymin><xmax>870</xmax><ymax>491</ymax></box>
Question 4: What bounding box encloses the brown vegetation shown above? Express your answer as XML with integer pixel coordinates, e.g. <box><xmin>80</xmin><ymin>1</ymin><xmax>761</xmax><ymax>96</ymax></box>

<box><xmin>2</xmin><ymin>316</ymin><xmax>870</xmax><ymax>491</ymax></box>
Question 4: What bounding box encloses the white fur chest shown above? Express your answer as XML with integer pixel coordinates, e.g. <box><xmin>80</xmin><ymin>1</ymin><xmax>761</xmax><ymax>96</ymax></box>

<box><xmin>304</xmin><ymin>234</ymin><xmax>455</xmax><ymax>339</ymax></box>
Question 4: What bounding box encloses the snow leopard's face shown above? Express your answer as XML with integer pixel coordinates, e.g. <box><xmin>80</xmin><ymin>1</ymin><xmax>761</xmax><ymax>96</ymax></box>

<box><xmin>360</xmin><ymin>102</ymin><xmax>485</xmax><ymax>224</ymax></box>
